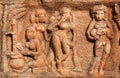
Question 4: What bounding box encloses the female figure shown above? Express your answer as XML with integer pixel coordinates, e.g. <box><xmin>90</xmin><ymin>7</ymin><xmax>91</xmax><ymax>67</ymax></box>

<box><xmin>18</xmin><ymin>26</ymin><xmax>49</xmax><ymax>74</ymax></box>
<box><xmin>87</xmin><ymin>5</ymin><xmax>113</xmax><ymax>74</ymax></box>
<box><xmin>48</xmin><ymin>7</ymin><xmax>80</xmax><ymax>74</ymax></box>
<box><xmin>31</xmin><ymin>8</ymin><xmax>48</xmax><ymax>55</ymax></box>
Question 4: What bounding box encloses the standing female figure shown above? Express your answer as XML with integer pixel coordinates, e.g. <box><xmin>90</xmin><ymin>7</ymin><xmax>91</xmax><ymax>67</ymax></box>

<box><xmin>87</xmin><ymin>5</ymin><xmax>113</xmax><ymax>74</ymax></box>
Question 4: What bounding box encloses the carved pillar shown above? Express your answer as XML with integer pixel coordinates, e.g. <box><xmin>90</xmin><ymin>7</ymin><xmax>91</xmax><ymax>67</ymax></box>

<box><xmin>0</xmin><ymin>4</ymin><xmax>3</xmax><ymax>72</ymax></box>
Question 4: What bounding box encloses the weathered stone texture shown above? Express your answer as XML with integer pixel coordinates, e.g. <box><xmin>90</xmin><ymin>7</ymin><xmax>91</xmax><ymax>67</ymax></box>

<box><xmin>0</xmin><ymin>0</ymin><xmax>120</xmax><ymax>78</ymax></box>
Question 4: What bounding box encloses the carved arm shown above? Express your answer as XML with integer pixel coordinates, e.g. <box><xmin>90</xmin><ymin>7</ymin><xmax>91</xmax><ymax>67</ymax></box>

<box><xmin>87</xmin><ymin>20</ymin><xmax>96</xmax><ymax>40</ymax></box>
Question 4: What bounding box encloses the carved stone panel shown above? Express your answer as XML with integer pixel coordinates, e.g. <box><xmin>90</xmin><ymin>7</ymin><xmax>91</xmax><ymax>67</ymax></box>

<box><xmin>0</xmin><ymin>0</ymin><xmax>120</xmax><ymax>78</ymax></box>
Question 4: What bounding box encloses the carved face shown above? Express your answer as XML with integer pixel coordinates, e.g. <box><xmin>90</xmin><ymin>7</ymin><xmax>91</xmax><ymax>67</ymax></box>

<box><xmin>61</xmin><ymin>7</ymin><xmax>71</xmax><ymax>14</ymax></box>
<box><xmin>36</xmin><ymin>9</ymin><xmax>47</xmax><ymax>23</ymax></box>
<box><xmin>94</xmin><ymin>10</ymin><xmax>105</xmax><ymax>21</ymax></box>
<box><xmin>26</xmin><ymin>29</ymin><xmax>34</xmax><ymax>40</ymax></box>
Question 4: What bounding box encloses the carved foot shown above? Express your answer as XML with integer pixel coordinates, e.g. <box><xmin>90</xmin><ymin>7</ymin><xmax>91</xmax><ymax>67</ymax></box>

<box><xmin>89</xmin><ymin>69</ymin><xmax>99</xmax><ymax>75</ymax></box>
<box><xmin>62</xmin><ymin>54</ymin><xmax>69</xmax><ymax>62</ymax></box>
<box><xmin>57</xmin><ymin>68</ymin><xmax>71</xmax><ymax>75</ymax></box>
<box><xmin>94</xmin><ymin>69</ymin><xmax>99</xmax><ymax>74</ymax></box>
<box><xmin>73</xmin><ymin>67</ymin><xmax>82</xmax><ymax>72</ymax></box>
<box><xmin>32</xmin><ymin>68</ymin><xmax>42</xmax><ymax>74</ymax></box>
<box><xmin>10</xmin><ymin>72</ymin><xmax>18</xmax><ymax>78</ymax></box>
<box><xmin>99</xmin><ymin>69</ymin><xmax>104</xmax><ymax>75</ymax></box>
<box><xmin>89</xmin><ymin>70</ymin><xmax>94</xmax><ymax>74</ymax></box>
<box><xmin>57</xmin><ymin>68</ymin><xmax>64</xmax><ymax>75</ymax></box>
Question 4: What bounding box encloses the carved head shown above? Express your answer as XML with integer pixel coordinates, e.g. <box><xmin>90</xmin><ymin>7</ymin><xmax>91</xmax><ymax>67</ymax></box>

<box><xmin>92</xmin><ymin>5</ymin><xmax>108</xmax><ymax>21</ymax></box>
<box><xmin>60</xmin><ymin>7</ymin><xmax>71</xmax><ymax>14</ymax></box>
<box><xmin>35</xmin><ymin>8</ymin><xmax>47</xmax><ymax>23</ymax></box>
<box><xmin>25</xmin><ymin>26</ymin><xmax>36</xmax><ymax>40</ymax></box>
<box><xmin>50</xmin><ymin>11</ymin><xmax>60</xmax><ymax>22</ymax></box>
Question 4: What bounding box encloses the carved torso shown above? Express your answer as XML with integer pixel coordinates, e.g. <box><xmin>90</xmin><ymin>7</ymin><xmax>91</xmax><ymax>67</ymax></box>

<box><xmin>59</xmin><ymin>14</ymin><xmax>71</xmax><ymax>30</ymax></box>
<box><xmin>26</xmin><ymin>39</ymin><xmax>37</xmax><ymax>52</ymax></box>
<box><xmin>34</xmin><ymin>23</ymin><xmax>46</xmax><ymax>41</ymax></box>
<box><xmin>91</xmin><ymin>21</ymin><xmax>109</xmax><ymax>37</ymax></box>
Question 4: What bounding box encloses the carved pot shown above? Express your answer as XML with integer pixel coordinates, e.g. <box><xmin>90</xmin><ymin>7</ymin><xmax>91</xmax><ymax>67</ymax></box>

<box><xmin>10</xmin><ymin>58</ymin><xmax>25</xmax><ymax>70</ymax></box>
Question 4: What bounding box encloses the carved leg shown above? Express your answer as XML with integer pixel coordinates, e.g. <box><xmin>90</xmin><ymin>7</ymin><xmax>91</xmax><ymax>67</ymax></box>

<box><xmin>52</xmin><ymin>34</ymin><xmax>63</xmax><ymax>73</ymax></box>
<box><xmin>61</xmin><ymin>38</ymin><xmax>70</xmax><ymax>62</ymax></box>
<box><xmin>99</xmin><ymin>41</ymin><xmax>110</xmax><ymax>74</ymax></box>
<box><xmin>52</xmin><ymin>60</ymin><xmax>56</xmax><ymax>72</ymax></box>
<box><xmin>89</xmin><ymin>42</ymin><xmax>103</xmax><ymax>74</ymax></box>
<box><xmin>72</xmin><ymin>46</ymin><xmax>82</xmax><ymax>72</ymax></box>
<box><xmin>40</xmin><ymin>40</ymin><xmax>46</xmax><ymax>54</ymax></box>
<box><xmin>89</xmin><ymin>56</ymin><xmax>101</xmax><ymax>74</ymax></box>
<box><xmin>42</xmin><ymin>54</ymin><xmax>50</xmax><ymax>70</ymax></box>
<box><xmin>95</xmin><ymin>47</ymin><xmax>103</xmax><ymax>74</ymax></box>
<box><xmin>99</xmin><ymin>53</ymin><xmax>108</xmax><ymax>75</ymax></box>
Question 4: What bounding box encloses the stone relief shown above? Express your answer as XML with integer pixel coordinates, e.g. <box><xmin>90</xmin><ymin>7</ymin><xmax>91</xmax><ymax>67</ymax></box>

<box><xmin>48</xmin><ymin>6</ymin><xmax>82</xmax><ymax>74</ymax></box>
<box><xmin>87</xmin><ymin>5</ymin><xmax>113</xmax><ymax>75</ymax></box>
<box><xmin>0</xmin><ymin>0</ymin><xmax>120</xmax><ymax>78</ymax></box>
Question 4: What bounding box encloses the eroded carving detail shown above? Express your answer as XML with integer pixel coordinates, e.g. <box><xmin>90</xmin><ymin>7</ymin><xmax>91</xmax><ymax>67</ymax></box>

<box><xmin>87</xmin><ymin>5</ymin><xmax>113</xmax><ymax>75</ymax></box>
<box><xmin>48</xmin><ymin>6</ymin><xmax>82</xmax><ymax>74</ymax></box>
<box><xmin>1</xmin><ymin>0</ymin><xmax>120</xmax><ymax>77</ymax></box>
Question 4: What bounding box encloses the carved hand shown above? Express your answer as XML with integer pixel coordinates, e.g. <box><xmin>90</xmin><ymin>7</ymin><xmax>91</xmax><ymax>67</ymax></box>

<box><xmin>94</xmin><ymin>35</ymin><xmax>100</xmax><ymax>40</ymax></box>
<box><xmin>114</xmin><ymin>4</ymin><xmax>120</xmax><ymax>22</ymax></box>
<box><xmin>11</xmin><ymin>19</ymin><xmax>17</xmax><ymax>25</ymax></box>
<box><xmin>16</xmin><ymin>43</ymin><xmax>24</xmax><ymax>51</ymax></box>
<box><xmin>115</xmin><ymin>4</ymin><xmax>120</xmax><ymax>15</ymax></box>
